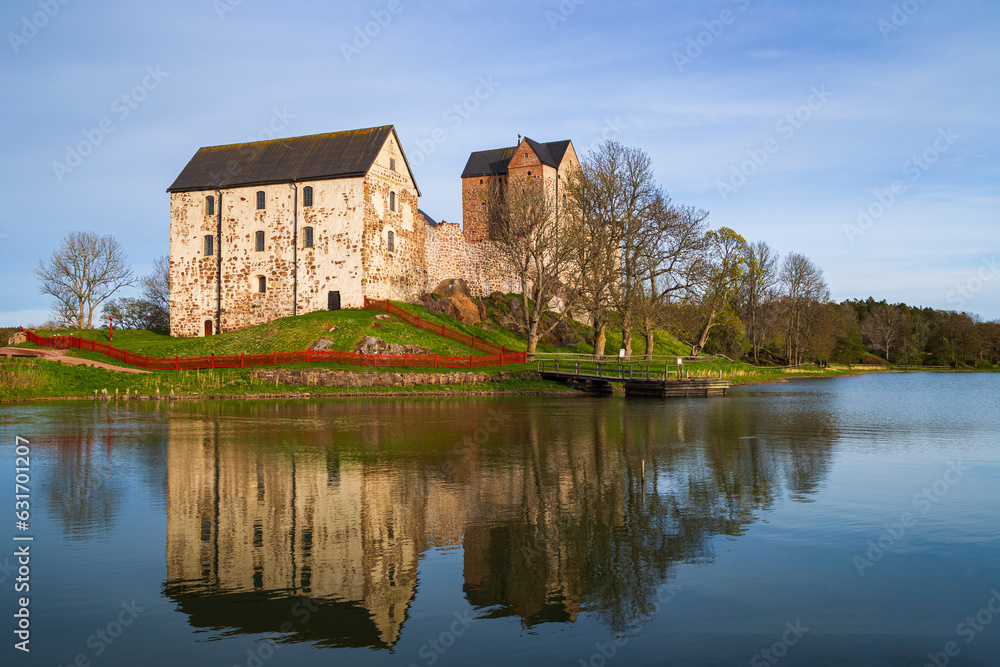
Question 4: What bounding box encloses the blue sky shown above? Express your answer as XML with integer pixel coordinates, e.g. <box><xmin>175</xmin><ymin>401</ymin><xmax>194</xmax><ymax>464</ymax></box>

<box><xmin>2</xmin><ymin>0</ymin><xmax>998</xmax><ymax>325</ymax></box>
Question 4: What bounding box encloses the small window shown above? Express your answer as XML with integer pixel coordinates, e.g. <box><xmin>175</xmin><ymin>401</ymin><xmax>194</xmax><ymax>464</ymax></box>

<box><xmin>527</xmin><ymin>171</ymin><xmax>532</xmax><ymax>177</ymax></box>
<box><xmin>256</xmin><ymin>191</ymin><xmax>265</xmax><ymax>210</ymax></box>
<box><xmin>303</xmin><ymin>226</ymin><xmax>313</xmax><ymax>248</ymax></box>
<box><xmin>204</xmin><ymin>235</ymin><xmax>214</xmax><ymax>256</ymax></box>
<box><xmin>480</xmin><ymin>179</ymin><xmax>484</xmax><ymax>185</ymax></box>
<box><xmin>255</xmin><ymin>230</ymin><xmax>265</xmax><ymax>252</ymax></box>
<box><xmin>390</xmin><ymin>158</ymin><xmax>397</xmax><ymax>172</ymax></box>
<box><xmin>258</xmin><ymin>276</ymin><xmax>267</xmax><ymax>293</ymax></box>
<box><xmin>480</xmin><ymin>203</ymin><xmax>486</xmax><ymax>211</ymax></box>
<box><xmin>387</xmin><ymin>230</ymin><xmax>394</xmax><ymax>253</ymax></box>
<box><xmin>563</xmin><ymin>195</ymin><xmax>567</xmax><ymax>207</ymax></box>
<box><xmin>389</xmin><ymin>191</ymin><xmax>396</xmax><ymax>212</ymax></box>
<box><xmin>303</xmin><ymin>186</ymin><xmax>313</xmax><ymax>207</ymax></box>
<box><xmin>205</xmin><ymin>195</ymin><xmax>215</xmax><ymax>216</ymax></box>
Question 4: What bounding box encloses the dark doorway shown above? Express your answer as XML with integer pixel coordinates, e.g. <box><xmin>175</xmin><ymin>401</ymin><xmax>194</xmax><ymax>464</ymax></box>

<box><xmin>205</xmin><ymin>320</ymin><xmax>213</xmax><ymax>336</ymax></box>
<box><xmin>328</xmin><ymin>291</ymin><xmax>341</xmax><ymax>311</ymax></box>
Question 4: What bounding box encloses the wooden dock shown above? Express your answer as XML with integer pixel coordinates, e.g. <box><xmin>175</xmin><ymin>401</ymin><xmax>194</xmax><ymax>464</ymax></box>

<box><xmin>536</xmin><ymin>360</ymin><xmax>729</xmax><ymax>398</ymax></box>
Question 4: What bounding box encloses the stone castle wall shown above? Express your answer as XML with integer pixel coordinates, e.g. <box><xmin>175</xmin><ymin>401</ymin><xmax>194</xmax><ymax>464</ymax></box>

<box><xmin>423</xmin><ymin>223</ymin><xmax>520</xmax><ymax>297</ymax></box>
<box><xmin>169</xmin><ymin>134</ymin><xmax>423</xmax><ymax>337</ymax></box>
<box><xmin>169</xmin><ymin>134</ymin><xmax>578</xmax><ymax>337</ymax></box>
<box><xmin>360</xmin><ymin>135</ymin><xmax>426</xmax><ymax>303</ymax></box>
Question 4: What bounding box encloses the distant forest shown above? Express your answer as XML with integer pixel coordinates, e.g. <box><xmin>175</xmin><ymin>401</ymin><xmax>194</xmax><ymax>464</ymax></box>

<box><xmin>693</xmin><ymin>296</ymin><xmax>1000</xmax><ymax>369</ymax></box>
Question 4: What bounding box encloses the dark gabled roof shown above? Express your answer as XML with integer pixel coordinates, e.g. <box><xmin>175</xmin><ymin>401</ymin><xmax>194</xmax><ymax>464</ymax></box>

<box><xmin>460</xmin><ymin>138</ymin><xmax>573</xmax><ymax>179</ymax></box>
<box><xmin>524</xmin><ymin>138</ymin><xmax>558</xmax><ymax>168</ymax></box>
<box><xmin>418</xmin><ymin>208</ymin><xmax>439</xmax><ymax>227</ymax></box>
<box><xmin>167</xmin><ymin>125</ymin><xmax>421</xmax><ymax>195</ymax></box>
<box><xmin>544</xmin><ymin>140</ymin><xmax>572</xmax><ymax>165</ymax></box>
<box><xmin>461</xmin><ymin>146</ymin><xmax>518</xmax><ymax>179</ymax></box>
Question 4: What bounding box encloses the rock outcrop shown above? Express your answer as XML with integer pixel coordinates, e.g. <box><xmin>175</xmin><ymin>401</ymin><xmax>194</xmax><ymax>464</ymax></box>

<box><xmin>354</xmin><ymin>336</ymin><xmax>434</xmax><ymax>356</ymax></box>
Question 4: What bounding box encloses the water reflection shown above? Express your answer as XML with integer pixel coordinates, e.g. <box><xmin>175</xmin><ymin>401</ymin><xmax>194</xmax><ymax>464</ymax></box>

<box><xmin>161</xmin><ymin>398</ymin><xmax>837</xmax><ymax>649</ymax></box>
<box><xmin>40</xmin><ymin>404</ymin><xmax>168</xmax><ymax>539</ymax></box>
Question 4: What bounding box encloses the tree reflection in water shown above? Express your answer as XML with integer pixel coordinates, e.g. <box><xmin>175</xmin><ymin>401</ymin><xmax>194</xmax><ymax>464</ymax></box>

<box><xmin>159</xmin><ymin>397</ymin><xmax>836</xmax><ymax>648</ymax></box>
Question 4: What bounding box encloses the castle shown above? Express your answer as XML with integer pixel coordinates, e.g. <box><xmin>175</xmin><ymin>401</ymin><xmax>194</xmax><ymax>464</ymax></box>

<box><xmin>167</xmin><ymin>125</ymin><xmax>577</xmax><ymax>337</ymax></box>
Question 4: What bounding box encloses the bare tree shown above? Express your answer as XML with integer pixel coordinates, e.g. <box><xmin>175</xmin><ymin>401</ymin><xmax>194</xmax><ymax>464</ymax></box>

<box><xmin>563</xmin><ymin>152</ymin><xmax>626</xmax><ymax>357</ymax></box>
<box><xmin>859</xmin><ymin>303</ymin><xmax>901</xmax><ymax>361</ymax></box>
<box><xmin>736</xmin><ymin>240</ymin><xmax>780</xmax><ymax>363</ymax></box>
<box><xmin>485</xmin><ymin>175</ymin><xmax>571</xmax><ymax>357</ymax></box>
<box><xmin>635</xmin><ymin>203</ymin><xmax>710</xmax><ymax>359</ymax></box>
<box><xmin>676</xmin><ymin>227</ymin><xmax>747</xmax><ymax>357</ymax></box>
<box><xmin>570</xmin><ymin>142</ymin><xmax>708</xmax><ymax>358</ymax></box>
<box><xmin>779</xmin><ymin>253</ymin><xmax>830</xmax><ymax>365</ymax></box>
<box><xmin>602</xmin><ymin>143</ymin><xmax>664</xmax><ymax>358</ymax></box>
<box><xmin>36</xmin><ymin>231</ymin><xmax>135</xmax><ymax>329</ymax></box>
<box><xmin>141</xmin><ymin>255</ymin><xmax>170</xmax><ymax>320</ymax></box>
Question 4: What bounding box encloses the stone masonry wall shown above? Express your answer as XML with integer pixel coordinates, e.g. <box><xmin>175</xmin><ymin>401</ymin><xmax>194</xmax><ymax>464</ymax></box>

<box><xmin>361</xmin><ymin>133</ymin><xmax>426</xmax><ymax>303</ymax></box>
<box><xmin>170</xmin><ymin>179</ymin><xmax>367</xmax><ymax>338</ymax></box>
<box><xmin>169</xmin><ymin>133</ymin><xmax>426</xmax><ymax>338</ymax></box>
<box><xmin>250</xmin><ymin>368</ymin><xmax>536</xmax><ymax>388</ymax></box>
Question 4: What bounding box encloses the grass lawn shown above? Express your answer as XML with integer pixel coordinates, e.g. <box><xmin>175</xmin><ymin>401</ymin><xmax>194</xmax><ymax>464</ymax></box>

<box><xmin>21</xmin><ymin>308</ymin><xmax>482</xmax><ymax>359</ymax></box>
<box><xmin>0</xmin><ymin>357</ymin><xmax>572</xmax><ymax>401</ymax></box>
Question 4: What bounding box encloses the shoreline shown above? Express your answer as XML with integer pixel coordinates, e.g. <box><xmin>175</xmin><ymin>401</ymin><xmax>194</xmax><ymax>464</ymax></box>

<box><xmin>2</xmin><ymin>360</ymin><xmax>992</xmax><ymax>404</ymax></box>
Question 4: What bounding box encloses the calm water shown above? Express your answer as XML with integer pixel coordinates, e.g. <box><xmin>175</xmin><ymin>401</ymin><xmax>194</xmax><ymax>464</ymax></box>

<box><xmin>1</xmin><ymin>373</ymin><xmax>998</xmax><ymax>666</ymax></box>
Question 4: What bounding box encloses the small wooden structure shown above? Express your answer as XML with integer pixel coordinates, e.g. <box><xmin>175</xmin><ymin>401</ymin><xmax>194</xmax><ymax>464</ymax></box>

<box><xmin>536</xmin><ymin>360</ymin><xmax>730</xmax><ymax>398</ymax></box>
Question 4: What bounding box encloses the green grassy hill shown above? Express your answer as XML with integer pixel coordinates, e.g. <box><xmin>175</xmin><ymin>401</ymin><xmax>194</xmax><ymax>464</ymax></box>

<box><xmin>22</xmin><ymin>297</ymin><xmax>691</xmax><ymax>362</ymax></box>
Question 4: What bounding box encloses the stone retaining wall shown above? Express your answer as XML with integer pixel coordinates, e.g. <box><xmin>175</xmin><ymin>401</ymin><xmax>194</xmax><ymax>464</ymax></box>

<box><xmin>249</xmin><ymin>369</ymin><xmax>539</xmax><ymax>388</ymax></box>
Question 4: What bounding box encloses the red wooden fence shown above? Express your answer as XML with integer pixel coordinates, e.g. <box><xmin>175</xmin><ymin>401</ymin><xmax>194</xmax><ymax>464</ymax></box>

<box><xmin>21</xmin><ymin>301</ymin><xmax>526</xmax><ymax>372</ymax></box>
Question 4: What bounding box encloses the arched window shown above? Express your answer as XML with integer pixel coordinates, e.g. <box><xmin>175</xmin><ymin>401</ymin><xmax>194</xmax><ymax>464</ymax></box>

<box><xmin>255</xmin><ymin>230</ymin><xmax>265</xmax><ymax>252</ymax></box>
<box><xmin>205</xmin><ymin>195</ymin><xmax>215</xmax><ymax>216</ymax></box>
<box><xmin>387</xmin><ymin>230</ymin><xmax>395</xmax><ymax>253</ymax></box>
<box><xmin>256</xmin><ymin>191</ymin><xmax>265</xmax><ymax>210</ymax></box>
<box><xmin>303</xmin><ymin>186</ymin><xmax>313</xmax><ymax>207</ymax></box>
<box><xmin>258</xmin><ymin>276</ymin><xmax>267</xmax><ymax>293</ymax></box>
<box><xmin>303</xmin><ymin>226</ymin><xmax>313</xmax><ymax>248</ymax></box>
<box><xmin>204</xmin><ymin>235</ymin><xmax>214</xmax><ymax>256</ymax></box>
<box><xmin>389</xmin><ymin>191</ymin><xmax>396</xmax><ymax>212</ymax></box>
<box><xmin>480</xmin><ymin>203</ymin><xmax>486</xmax><ymax>211</ymax></box>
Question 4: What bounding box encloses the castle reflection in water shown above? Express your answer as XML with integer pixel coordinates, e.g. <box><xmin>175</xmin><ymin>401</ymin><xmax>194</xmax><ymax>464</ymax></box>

<box><xmin>154</xmin><ymin>398</ymin><xmax>834</xmax><ymax>649</ymax></box>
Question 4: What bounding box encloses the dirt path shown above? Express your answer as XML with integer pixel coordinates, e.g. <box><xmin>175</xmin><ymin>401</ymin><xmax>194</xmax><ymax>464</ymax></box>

<box><xmin>0</xmin><ymin>347</ymin><xmax>151</xmax><ymax>374</ymax></box>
